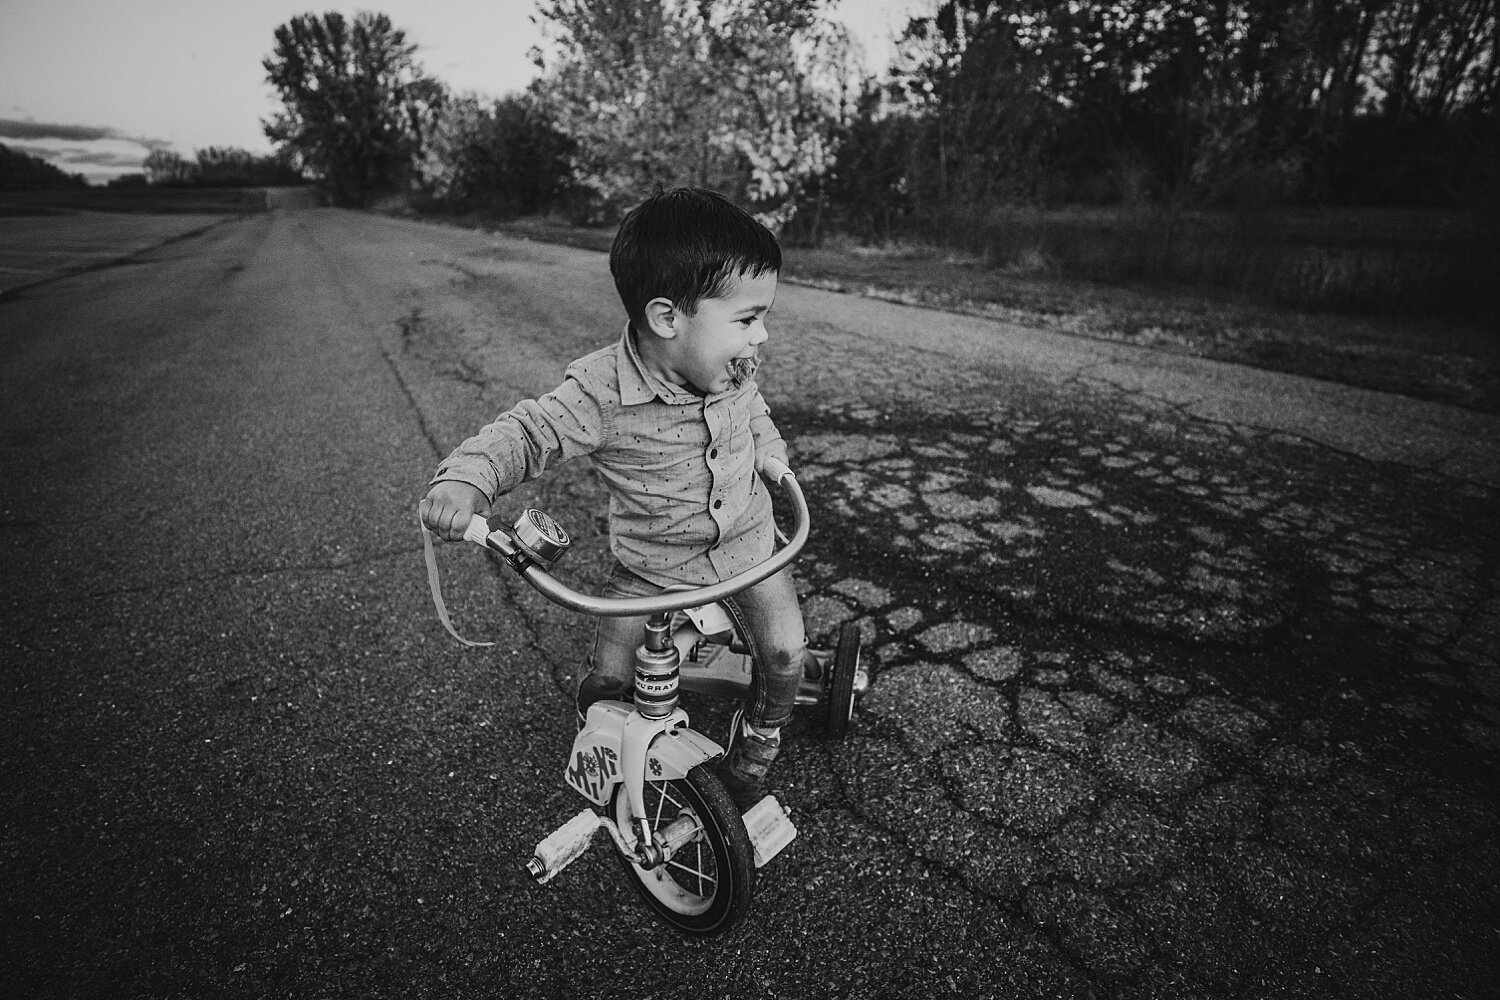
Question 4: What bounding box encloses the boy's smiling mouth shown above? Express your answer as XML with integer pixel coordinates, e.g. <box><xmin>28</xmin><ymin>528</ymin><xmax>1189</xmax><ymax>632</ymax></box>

<box><xmin>725</xmin><ymin>355</ymin><xmax>759</xmax><ymax>387</ymax></box>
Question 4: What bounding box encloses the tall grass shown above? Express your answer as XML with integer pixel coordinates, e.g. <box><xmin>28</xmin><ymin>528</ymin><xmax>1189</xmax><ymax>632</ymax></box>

<box><xmin>898</xmin><ymin>204</ymin><xmax>1497</xmax><ymax>324</ymax></box>
<box><xmin>0</xmin><ymin>187</ymin><xmax>275</xmax><ymax>215</ymax></box>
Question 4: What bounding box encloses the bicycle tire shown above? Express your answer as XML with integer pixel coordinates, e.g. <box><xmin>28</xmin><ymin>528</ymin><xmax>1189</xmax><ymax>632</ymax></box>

<box><xmin>609</xmin><ymin>763</ymin><xmax>755</xmax><ymax>936</ymax></box>
<box><xmin>824</xmin><ymin>622</ymin><xmax>861</xmax><ymax>739</ymax></box>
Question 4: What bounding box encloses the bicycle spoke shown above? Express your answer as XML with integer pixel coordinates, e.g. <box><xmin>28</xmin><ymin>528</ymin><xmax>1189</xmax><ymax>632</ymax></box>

<box><xmin>666</xmin><ymin>855</ymin><xmax>718</xmax><ymax>888</ymax></box>
<box><xmin>650</xmin><ymin>780</ymin><xmax>668</xmax><ymax>830</ymax></box>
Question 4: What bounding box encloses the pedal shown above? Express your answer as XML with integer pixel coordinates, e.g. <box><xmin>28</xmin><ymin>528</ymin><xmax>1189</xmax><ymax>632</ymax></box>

<box><xmin>743</xmin><ymin>795</ymin><xmax>797</xmax><ymax>868</ymax></box>
<box><xmin>525</xmin><ymin>808</ymin><xmax>604</xmax><ymax>884</ymax></box>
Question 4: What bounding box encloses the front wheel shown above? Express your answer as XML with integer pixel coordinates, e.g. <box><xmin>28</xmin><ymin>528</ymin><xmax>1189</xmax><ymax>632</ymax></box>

<box><xmin>609</xmin><ymin>764</ymin><xmax>755</xmax><ymax>936</ymax></box>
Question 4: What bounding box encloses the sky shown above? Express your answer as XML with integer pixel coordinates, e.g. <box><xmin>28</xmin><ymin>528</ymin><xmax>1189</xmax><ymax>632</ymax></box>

<box><xmin>1</xmin><ymin>0</ymin><xmax>932</xmax><ymax>184</ymax></box>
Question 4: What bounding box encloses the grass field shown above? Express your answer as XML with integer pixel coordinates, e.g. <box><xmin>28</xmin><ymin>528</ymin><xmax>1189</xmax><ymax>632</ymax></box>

<box><xmin>0</xmin><ymin>187</ymin><xmax>276</xmax><ymax>216</ymax></box>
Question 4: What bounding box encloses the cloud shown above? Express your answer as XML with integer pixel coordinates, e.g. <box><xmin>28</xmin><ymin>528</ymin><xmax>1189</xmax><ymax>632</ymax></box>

<box><xmin>0</xmin><ymin>118</ymin><xmax>117</xmax><ymax>142</ymax></box>
<box><xmin>4</xmin><ymin>138</ymin><xmax>158</xmax><ymax>181</ymax></box>
<box><xmin>22</xmin><ymin>145</ymin><xmax>146</xmax><ymax>169</ymax></box>
<box><xmin>0</xmin><ymin>118</ymin><xmax>171</xmax><ymax>148</ymax></box>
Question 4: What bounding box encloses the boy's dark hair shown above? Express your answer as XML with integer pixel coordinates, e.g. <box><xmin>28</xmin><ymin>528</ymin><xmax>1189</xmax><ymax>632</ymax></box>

<box><xmin>610</xmin><ymin>188</ymin><xmax>782</xmax><ymax>329</ymax></box>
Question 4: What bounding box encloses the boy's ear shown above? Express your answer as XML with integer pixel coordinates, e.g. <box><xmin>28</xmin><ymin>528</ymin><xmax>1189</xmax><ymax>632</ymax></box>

<box><xmin>642</xmin><ymin>297</ymin><xmax>678</xmax><ymax>339</ymax></box>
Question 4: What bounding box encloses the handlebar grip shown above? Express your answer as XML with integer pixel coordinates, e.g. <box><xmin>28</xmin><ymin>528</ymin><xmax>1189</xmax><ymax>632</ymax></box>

<box><xmin>762</xmin><ymin>455</ymin><xmax>793</xmax><ymax>483</ymax></box>
<box><xmin>462</xmin><ymin>513</ymin><xmax>493</xmax><ymax>547</ymax></box>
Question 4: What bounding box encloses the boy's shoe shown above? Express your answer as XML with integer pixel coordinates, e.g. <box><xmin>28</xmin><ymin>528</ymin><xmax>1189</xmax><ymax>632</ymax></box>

<box><xmin>575</xmin><ymin>678</ymin><xmax>629</xmax><ymax>732</ymax></box>
<box><xmin>717</xmin><ymin>708</ymin><xmax>780</xmax><ymax>812</ymax></box>
<box><xmin>574</xmin><ymin>691</ymin><xmax>599</xmax><ymax>731</ymax></box>
<box><xmin>574</xmin><ymin>692</ymin><xmax>615</xmax><ymax>732</ymax></box>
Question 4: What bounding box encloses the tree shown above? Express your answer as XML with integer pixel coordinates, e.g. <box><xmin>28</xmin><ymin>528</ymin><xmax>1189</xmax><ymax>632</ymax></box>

<box><xmin>0</xmin><ymin>143</ymin><xmax>87</xmax><ymax>190</ymax></box>
<box><xmin>262</xmin><ymin>12</ymin><xmax>444</xmax><ymax>206</ymax></box>
<box><xmin>143</xmin><ymin>148</ymin><xmax>193</xmax><ymax>186</ymax></box>
<box><xmin>195</xmin><ymin>147</ymin><xmax>304</xmax><ymax>187</ymax></box>
<box><xmin>531</xmin><ymin>0</ymin><xmax>856</xmax><ymax>227</ymax></box>
<box><xmin>1368</xmin><ymin>0</ymin><xmax>1497</xmax><ymax>121</ymax></box>
<box><xmin>417</xmin><ymin>92</ymin><xmax>575</xmax><ymax>214</ymax></box>
<box><xmin>882</xmin><ymin>0</ymin><xmax>1496</xmax><ymax>210</ymax></box>
<box><xmin>890</xmin><ymin>0</ymin><xmax>1075</xmax><ymax>206</ymax></box>
<box><xmin>824</xmin><ymin>84</ymin><xmax>926</xmax><ymax>241</ymax></box>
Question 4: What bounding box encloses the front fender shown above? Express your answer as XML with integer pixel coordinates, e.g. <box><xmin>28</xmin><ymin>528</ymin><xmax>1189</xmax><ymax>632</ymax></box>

<box><xmin>564</xmin><ymin>703</ymin><xmax>724</xmax><ymax>807</ymax></box>
<box><xmin>646</xmin><ymin>724</ymin><xmax>724</xmax><ymax>781</ymax></box>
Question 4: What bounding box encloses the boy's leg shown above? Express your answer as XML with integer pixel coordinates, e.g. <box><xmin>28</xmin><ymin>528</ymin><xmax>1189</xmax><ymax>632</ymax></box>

<box><xmin>725</xmin><ymin>565</ymin><xmax>806</xmax><ymax>730</ymax></box>
<box><xmin>576</xmin><ymin>563</ymin><xmax>660</xmax><ymax>724</ymax></box>
<box><xmin>718</xmin><ymin>566</ymin><xmax>806</xmax><ymax>807</ymax></box>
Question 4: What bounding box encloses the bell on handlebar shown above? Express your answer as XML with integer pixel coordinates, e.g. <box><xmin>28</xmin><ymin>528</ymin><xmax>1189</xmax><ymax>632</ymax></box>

<box><xmin>511</xmin><ymin>508</ymin><xmax>571</xmax><ymax>567</ymax></box>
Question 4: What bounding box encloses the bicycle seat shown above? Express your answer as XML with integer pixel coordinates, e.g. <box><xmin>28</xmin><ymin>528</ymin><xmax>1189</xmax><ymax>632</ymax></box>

<box><xmin>683</xmin><ymin>602</ymin><xmax>734</xmax><ymax>636</ymax></box>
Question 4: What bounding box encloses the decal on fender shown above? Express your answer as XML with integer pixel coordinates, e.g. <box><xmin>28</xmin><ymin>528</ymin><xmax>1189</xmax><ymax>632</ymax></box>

<box><xmin>565</xmin><ymin>744</ymin><xmax>619</xmax><ymax>800</ymax></box>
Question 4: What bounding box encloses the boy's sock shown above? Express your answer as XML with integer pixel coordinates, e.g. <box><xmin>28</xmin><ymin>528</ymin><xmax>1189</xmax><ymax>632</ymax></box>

<box><xmin>744</xmin><ymin>719</ymin><xmax>780</xmax><ymax>741</ymax></box>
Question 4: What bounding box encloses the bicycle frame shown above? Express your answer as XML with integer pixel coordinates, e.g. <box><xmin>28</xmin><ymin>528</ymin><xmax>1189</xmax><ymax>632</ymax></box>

<box><xmin>465</xmin><ymin>458</ymin><xmax>807</xmax><ymax>871</ymax></box>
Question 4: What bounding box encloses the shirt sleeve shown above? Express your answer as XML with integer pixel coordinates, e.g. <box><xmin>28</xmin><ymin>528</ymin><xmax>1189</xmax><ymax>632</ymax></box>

<box><xmin>747</xmin><ymin>385</ymin><xmax>789</xmax><ymax>472</ymax></box>
<box><xmin>430</xmin><ymin>375</ymin><xmax>607</xmax><ymax>501</ymax></box>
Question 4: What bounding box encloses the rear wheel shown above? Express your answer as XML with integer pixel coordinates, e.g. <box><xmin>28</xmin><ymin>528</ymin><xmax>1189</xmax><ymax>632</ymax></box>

<box><xmin>824</xmin><ymin>622</ymin><xmax>861</xmax><ymax>739</ymax></box>
<box><xmin>609</xmin><ymin>764</ymin><xmax>754</xmax><ymax>936</ymax></box>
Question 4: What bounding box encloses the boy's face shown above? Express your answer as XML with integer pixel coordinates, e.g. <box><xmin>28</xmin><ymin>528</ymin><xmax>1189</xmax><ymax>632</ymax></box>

<box><xmin>656</xmin><ymin>270</ymin><xmax>778</xmax><ymax>396</ymax></box>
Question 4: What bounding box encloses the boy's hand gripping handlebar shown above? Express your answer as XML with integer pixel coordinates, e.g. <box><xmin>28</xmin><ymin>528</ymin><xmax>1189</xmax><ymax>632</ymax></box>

<box><xmin>422</xmin><ymin>457</ymin><xmax>805</xmax><ymax>643</ymax></box>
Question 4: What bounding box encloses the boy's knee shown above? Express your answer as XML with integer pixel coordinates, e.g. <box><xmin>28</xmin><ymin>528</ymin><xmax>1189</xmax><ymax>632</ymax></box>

<box><xmin>759</xmin><ymin>644</ymin><xmax>805</xmax><ymax>682</ymax></box>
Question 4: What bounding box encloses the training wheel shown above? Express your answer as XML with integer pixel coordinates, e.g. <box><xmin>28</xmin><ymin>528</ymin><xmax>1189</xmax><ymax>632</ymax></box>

<box><xmin>824</xmin><ymin>622</ymin><xmax>861</xmax><ymax>739</ymax></box>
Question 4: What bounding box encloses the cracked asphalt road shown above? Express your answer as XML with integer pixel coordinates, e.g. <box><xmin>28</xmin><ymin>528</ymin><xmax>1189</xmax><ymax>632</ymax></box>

<box><xmin>3</xmin><ymin>207</ymin><xmax>1497</xmax><ymax>998</ymax></box>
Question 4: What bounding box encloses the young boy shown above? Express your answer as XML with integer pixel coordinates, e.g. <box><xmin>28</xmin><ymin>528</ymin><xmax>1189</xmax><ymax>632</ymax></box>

<box><xmin>419</xmin><ymin>188</ymin><xmax>806</xmax><ymax>811</ymax></box>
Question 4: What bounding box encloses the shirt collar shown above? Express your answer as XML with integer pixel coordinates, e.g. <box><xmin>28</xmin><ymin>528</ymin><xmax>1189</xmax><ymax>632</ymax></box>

<box><xmin>617</xmin><ymin>325</ymin><xmax>699</xmax><ymax>405</ymax></box>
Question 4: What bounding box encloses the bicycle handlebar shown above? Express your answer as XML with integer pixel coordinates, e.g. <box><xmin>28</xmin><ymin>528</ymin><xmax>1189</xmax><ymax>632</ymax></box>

<box><xmin>464</xmin><ymin>458</ymin><xmax>807</xmax><ymax>617</ymax></box>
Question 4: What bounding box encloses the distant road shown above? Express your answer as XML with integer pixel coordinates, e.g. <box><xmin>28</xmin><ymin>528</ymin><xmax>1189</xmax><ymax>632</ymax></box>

<box><xmin>3</xmin><ymin>206</ymin><xmax>1496</xmax><ymax>998</ymax></box>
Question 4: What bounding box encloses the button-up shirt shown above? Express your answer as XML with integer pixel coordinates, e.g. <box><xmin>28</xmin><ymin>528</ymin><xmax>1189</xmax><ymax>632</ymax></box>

<box><xmin>432</xmin><ymin>327</ymin><xmax>788</xmax><ymax>587</ymax></box>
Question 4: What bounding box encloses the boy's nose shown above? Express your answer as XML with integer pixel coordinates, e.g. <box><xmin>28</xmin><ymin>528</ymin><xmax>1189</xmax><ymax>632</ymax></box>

<box><xmin>749</xmin><ymin>322</ymin><xmax>769</xmax><ymax>345</ymax></box>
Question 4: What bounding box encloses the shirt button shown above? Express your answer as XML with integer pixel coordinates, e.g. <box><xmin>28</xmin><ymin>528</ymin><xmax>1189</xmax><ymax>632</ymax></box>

<box><xmin>709</xmin><ymin>448</ymin><xmax>718</xmax><ymax>459</ymax></box>
<box><xmin>713</xmin><ymin>499</ymin><xmax>723</xmax><ymax>510</ymax></box>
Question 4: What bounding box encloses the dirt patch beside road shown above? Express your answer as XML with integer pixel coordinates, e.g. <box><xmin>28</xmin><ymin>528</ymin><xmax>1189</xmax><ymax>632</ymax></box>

<box><xmin>463</xmin><ymin>213</ymin><xmax>1500</xmax><ymax>416</ymax></box>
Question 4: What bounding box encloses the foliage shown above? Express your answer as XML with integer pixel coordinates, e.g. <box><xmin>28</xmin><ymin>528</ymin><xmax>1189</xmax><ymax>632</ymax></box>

<box><xmin>194</xmin><ymin>147</ymin><xmax>304</xmax><ymax>187</ymax></box>
<box><xmin>262</xmin><ymin>12</ymin><xmax>444</xmax><ymax>206</ymax></box>
<box><xmin>143</xmin><ymin>149</ymin><xmax>194</xmax><ymax>186</ymax></box>
<box><xmin>530</xmin><ymin>0</ymin><xmax>858</xmax><ymax>227</ymax></box>
<box><xmin>416</xmin><ymin>92</ymin><xmax>575</xmax><ymax>215</ymax></box>
<box><xmin>812</xmin><ymin>0</ymin><xmax>1497</xmax><ymax>317</ymax></box>
<box><xmin>244</xmin><ymin>3</ymin><xmax>1492</xmax><ymax>318</ymax></box>
<box><xmin>144</xmin><ymin>146</ymin><xmax>303</xmax><ymax>188</ymax></box>
<box><xmin>819</xmin><ymin>89</ymin><xmax>922</xmax><ymax>242</ymax></box>
<box><xmin>878</xmin><ymin>0</ymin><xmax>1498</xmax><ymax>212</ymax></box>
<box><xmin>0</xmin><ymin>143</ymin><xmax>88</xmax><ymax>190</ymax></box>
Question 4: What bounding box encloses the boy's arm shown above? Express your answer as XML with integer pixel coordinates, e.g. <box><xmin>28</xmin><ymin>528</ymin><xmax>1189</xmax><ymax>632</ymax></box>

<box><xmin>747</xmin><ymin>387</ymin><xmax>790</xmax><ymax>477</ymax></box>
<box><xmin>422</xmin><ymin>376</ymin><xmax>606</xmax><ymax>540</ymax></box>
